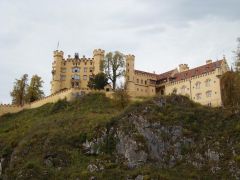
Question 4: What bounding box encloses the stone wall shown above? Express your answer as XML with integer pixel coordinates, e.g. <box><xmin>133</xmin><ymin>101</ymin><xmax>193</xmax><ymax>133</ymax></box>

<box><xmin>0</xmin><ymin>88</ymin><xmax>113</xmax><ymax>117</ymax></box>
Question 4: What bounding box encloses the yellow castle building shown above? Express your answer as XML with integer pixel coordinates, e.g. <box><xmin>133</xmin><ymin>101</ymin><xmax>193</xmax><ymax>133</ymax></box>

<box><xmin>0</xmin><ymin>48</ymin><xmax>230</xmax><ymax>116</ymax></box>
<box><xmin>51</xmin><ymin>49</ymin><xmax>105</xmax><ymax>94</ymax></box>
<box><xmin>125</xmin><ymin>55</ymin><xmax>229</xmax><ymax>107</ymax></box>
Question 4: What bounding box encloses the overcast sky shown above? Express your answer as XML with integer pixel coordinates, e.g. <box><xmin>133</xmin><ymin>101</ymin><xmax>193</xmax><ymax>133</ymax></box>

<box><xmin>0</xmin><ymin>0</ymin><xmax>240</xmax><ymax>103</ymax></box>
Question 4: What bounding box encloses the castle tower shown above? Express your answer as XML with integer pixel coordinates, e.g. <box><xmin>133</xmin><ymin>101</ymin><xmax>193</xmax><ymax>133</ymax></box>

<box><xmin>51</xmin><ymin>50</ymin><xmax>64</xmax><ymax>94</ymax></box>
<box><xmin>125</xmin><ymin>54</ymin><xmax>136</xmax><ymax>96</ymax></box>
<box><xmin>93</xmin><ymin>49</ymin><xmax>105</xmax><ymax>75</ymax></box>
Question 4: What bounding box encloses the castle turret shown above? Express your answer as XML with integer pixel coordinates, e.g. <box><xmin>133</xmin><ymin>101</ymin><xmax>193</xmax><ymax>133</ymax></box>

<box><xmin>125</xmin><ymin>54</ymin><xmax>136</xmax><ymax>96</ymax></box>
<box><xmin>93</xmin><ymin>49</ymin><xmax>105</xmax><ymax>75</ymax></box>
<box><xmin>51</xmin><ymin>50</ymin><xmax>64</xmax><ymax>94</ymax></box>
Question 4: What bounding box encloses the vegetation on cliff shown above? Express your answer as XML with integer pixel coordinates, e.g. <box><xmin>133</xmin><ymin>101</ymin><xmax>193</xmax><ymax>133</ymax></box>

<box><xmin>0</xmin><ymin>93</ymin><xmax>240</xmax><ymax>179</ymax></box>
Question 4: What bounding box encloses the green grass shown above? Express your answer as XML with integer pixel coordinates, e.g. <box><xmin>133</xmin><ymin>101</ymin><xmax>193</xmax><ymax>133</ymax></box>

<box><xmin>0</xmin><ymin>93</ymin><xmax>240</xmax><ymax>179</ymax></box>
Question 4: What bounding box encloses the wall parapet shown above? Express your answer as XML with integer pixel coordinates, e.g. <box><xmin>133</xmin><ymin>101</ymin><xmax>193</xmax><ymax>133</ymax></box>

<box><xmin>0</xmin><ymin>88</ymin><xmax>113</xmax><ymax>117</ymax></box>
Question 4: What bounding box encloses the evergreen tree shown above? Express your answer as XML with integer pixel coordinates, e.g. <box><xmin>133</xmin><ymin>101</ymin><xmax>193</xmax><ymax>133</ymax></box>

<box><xmin>104</xmin><ymin>51</ymin><xmax>125</xmax><ymax>90</ymax></box>
<box><xmin>26</xmin><ymin>75</ymin><xmax>44</xmax><ymax>103</ymax></box>
<box><xmin>10</xmin><ymin>74</ymin><xmax>28</xmax><ymax>106</ymax></box>
<box><xmin>88</xmin><ymin>73</ymin><xmax>109</xmax><ymax>90</ymax></box>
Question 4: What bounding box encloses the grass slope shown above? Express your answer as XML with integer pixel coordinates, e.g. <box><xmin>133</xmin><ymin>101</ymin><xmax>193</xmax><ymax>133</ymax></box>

<box><xmin>0</xmin><ymin>93</ymin><xmax>240</xmax><ymax>179</ymax></box>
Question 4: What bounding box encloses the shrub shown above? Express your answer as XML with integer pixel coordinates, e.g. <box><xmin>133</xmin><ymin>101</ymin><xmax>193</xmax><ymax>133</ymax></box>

<box><xmin>48</xmin><ymin>98</ymin><xmax>69</xmax><ymax>114</ymax></box>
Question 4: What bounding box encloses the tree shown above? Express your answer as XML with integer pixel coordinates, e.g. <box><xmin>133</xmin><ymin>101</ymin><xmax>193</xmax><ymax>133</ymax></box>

<box><xmin>26</xmin><ymin>75</ymin><xmax>44</xmax><ymax>103</ymax></box>
<box><xmin>221</xmin><ymin>71</ymin><xmax>240</xmax><ymax>107</ymax></box>
<box><xmin>104</xmin><ymin>51</ymin><xmax>125</xmax><ymax>90</ymax></box>
<box><xmin>88</xmin><ymin>73</ymin><xmax>109</xmax><ymax>90</ymax></box>
<box><xmin>113</xmin><ymin>88</ymin><xmax>130</xmax><ymax>108</ymax></box>
<box><xmin>10</xmin><ymin>74</ymin><xmax>28</xmax><ymax>106</ymax></box>
<box><xmin>234</xmin><ymin>37</ymin><xmax>240</xmax><ymax>72</ymax></box>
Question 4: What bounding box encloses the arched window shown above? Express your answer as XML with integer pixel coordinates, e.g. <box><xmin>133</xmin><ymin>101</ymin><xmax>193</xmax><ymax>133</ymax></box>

<box><xmin>195</xmin><ymin>81</ymin><xmax>201</xmax><ymax>89</ymax></box>
<box><xmin>206</xmin><ymin>90</ymin><xmax>212</xmax><ymax>97</ymax></box>
<box><xmin>181</xmin><ymin>85</ymin><xmax>187</xmax><ymax>94</ymax></box>
<box><xmin>196</xmin><ymin>93</ymin><xmax>202</xmax><ymax>100</ymax></box>
<box><xmin>205</xmin><ymin>79</ymin><xmax>211</xmax><ymax>87</ymax></box>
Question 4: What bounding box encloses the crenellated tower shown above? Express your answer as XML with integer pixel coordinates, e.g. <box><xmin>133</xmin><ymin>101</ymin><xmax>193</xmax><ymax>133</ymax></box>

<box><xmin>93</xmin><ymin>49</ymin><xmax>105</xmax><ymax>75</ymax></box>
<box><xmin>125</xmin><ymin>54</ymin><xmax>136</xmax><ymax>96</ymax></box>
<box><xmin>51</xmin><ymin>50</ymin><xmax>64</xmax><ymax>94</ymax></box>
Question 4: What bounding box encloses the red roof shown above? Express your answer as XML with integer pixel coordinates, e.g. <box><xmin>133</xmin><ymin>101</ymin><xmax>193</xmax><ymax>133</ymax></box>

<box><xmin>134</xmin><ymin>60</ymin><xmax>224</xmax><ymax>83</ymax></box>
<box><xmin>135</xmin><ymin>70</ymin><xmax>157</xmax><ymax>77</ymax></box>
<box><xmin>157</xmin><ymin>69</ymin><xmax>177</xmax><ymax>80</ymax></box>
<box><xmin>171</xmin><ymin>60</ymin><xmax>223</xmax><ymax>82</ymax></box>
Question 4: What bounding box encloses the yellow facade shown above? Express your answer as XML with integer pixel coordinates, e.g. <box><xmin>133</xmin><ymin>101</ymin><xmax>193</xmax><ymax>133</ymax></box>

<box><xmin>125</xmin><ymin>57</ymin><xmax>229</xmax><ymax>107</ymax></box>
<box><xmin>51</xmin><ymin>49</ymin><xmax>105</xmax><ymax>94</ymax></box>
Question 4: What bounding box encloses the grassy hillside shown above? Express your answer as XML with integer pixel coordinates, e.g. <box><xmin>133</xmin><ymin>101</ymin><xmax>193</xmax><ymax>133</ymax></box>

<box><xmin>0</xmin><ymin>93</ymin><xmax>240</xmax><ymax>179</ymax></box>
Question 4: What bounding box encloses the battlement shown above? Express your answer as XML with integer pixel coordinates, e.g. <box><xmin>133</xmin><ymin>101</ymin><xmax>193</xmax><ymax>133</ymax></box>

<box><xmin>126</xmin><ymin>54</ymin><xmax>135</xmax><ymax>60</ymax></box>
<box><xmin>54</xmin><ymin>50</ymin><xmax>64</xmax><ymax>57</ymax></box>
<box><xmin>93</xmin><ymin>49</ymin><xmax>105</xmax><ymax>56</ymax></box>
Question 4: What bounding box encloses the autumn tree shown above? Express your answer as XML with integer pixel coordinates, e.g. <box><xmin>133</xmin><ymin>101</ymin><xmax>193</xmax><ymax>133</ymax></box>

<box><xmin>10</xmin><ymin>74</ymin><xmax>28</xmax><ymax>106</ymax></box>
<box><xmin>234</xmin><ymin>37</ymin><xmax>240</xmax><ymax>72</ymax></box>
<box><xmin>88</xmin><ymin>72</ymin><xmax>109</xmax><ymax>90</ymax></box>
<box><xmin>221</xmin><ymin>71</ymin><xmax>240</xmax><ymax>107</ymax></box>
<box><xmin>26</xmin><ymin>75</ymin><xmax>44</xmax><ymax>103</ymax></box>
<box><xmin>104</xmin><ymin>51</ymin><xmax>125</xmax><ymax>90</ymax></box>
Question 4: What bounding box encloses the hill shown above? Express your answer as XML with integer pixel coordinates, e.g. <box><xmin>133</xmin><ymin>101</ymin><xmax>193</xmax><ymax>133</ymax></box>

<box><xmin>0</xmin><ymin>93</ymin><xmax>240</xmax><ymax>179</ymax></box>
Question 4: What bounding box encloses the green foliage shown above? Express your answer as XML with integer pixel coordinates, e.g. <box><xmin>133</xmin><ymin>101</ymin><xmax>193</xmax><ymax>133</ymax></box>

<box><xmin>113</xmin><ymin>88</ymin><xmax>130</xmax><ymax>108</ymax></box>
<box><xmin>221</xmin><ymin>71</ymin><xmax>240</xmax><ymax>107</ymax></box>
<box><xmin>25</xmin><ymin>75</ymin><xmax>45</xmax><ymax>103</ymax></box>
<box><xmin>10</xmin><ymin>74</ymin><xmax>45</xmax><ymax>105</ymax></box>
<box><xmin>104</xmin><ymin>51</ymin><xmax>125</xmax><ymax>90</ymax></box>
<box><xmin>87</xmin><ymin>72</ymin><xmax>109</xmax><ymax>90</ymax></box>
<box><xmin>234</xmin><ymin>37</ymin><xmax>240</xmax><ymax>72</ymax></box>
<box><xmin>48</xmin><ymin>98</ymin><xmax>69</xmax><ymax>114</ymax></box>
<box><xmin>1</xmin><ymin>94</ymin><xmax>240</xmax><ymax>179</ymax></box>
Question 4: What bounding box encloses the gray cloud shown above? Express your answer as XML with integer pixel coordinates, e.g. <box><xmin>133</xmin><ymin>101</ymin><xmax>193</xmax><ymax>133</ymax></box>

<box><xmin>0</xmin><ymin>0</ymin><xmax>240</xmax><ymax>103</ymax></box>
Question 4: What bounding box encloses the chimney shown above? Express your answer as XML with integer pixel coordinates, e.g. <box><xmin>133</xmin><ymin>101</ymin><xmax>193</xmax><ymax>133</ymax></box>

<box><xmin>179</xmin><ymin>64</ymin><xmax>189</xmax><ymax>72</ymax></box>
<box><xmin>206</xmin><ymin>60</ymin><xmax>212</xmax><ymax>64</ymax></box>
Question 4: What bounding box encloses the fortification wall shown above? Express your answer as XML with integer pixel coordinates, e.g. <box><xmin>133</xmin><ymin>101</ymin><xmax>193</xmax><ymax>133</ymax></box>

<box><xmin>0</xmin><ymin>88</ymin><xmax>114</xmax><ymax>117</ymax></box>
<box><xmin>0</xmin><ymin>105</ymin><xmax>24</xmax><ymax>117</ymax></box>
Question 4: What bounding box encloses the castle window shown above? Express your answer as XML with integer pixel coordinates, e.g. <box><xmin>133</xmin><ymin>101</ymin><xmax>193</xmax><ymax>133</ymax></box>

<box><xmin>145</xmin><ymin>80</ymin><xmax>147</xmax><ymax>85</ymax></box>
<box><xmin>206</xmin><ymin>90</ymin><xmax>212</xmax><ymax>98</ymax></box>
<box><xmin>137</xmin><ymin>79</ymin><xmax>139</xmax><ymax>83</ymax></box>
<box><xmin>72</xmin><ymin>74</ymin><xmax>80</xmax><ymax>80</ymax></box>
<box><xmin>61</xmin><ymin>68</ymin><xmax>66</xmax><ymax>73</ymax></box>
<box><xmin>83</xmin><ymin>75</ymin><xmax>87</xmax><ymax>80</ymax></box>
<box><xmin>205</xmin><ymin>79</ymin><xmax>211</xmax><ymax>87</ymax></box>
<box><xmin>72</xmin><ymin>67</ymin><xmax>80</xmax><ymax>73</ymax></box>
<box><xmin>60</xmin><ymin>75</ymin><xmax>66</xmax><ymax>80</ymax></box>
<box><xmin>195</xmin><ymin>81</ymin><xmax>201</xmax><ymax>89</ymax></box>
<box><xmin>89</xmin><ymin>68</ymin><xmax>93</xmax><ymax>73</ymax></box>
<box><xmin>141</xmin><ymin>80</ymin><xmax>143</xmax><ymax>84</ymax></box>
<box><xmin>181</xmin><ymin>85</ymin><xmax>187</xmax><ymax>94</ymax></box>
<box><xmin>84</xmin><ymin>67</ymin><xmax>87</xmax><ymax>73</ymax></box>
<box><xmin>196</xmin><ymin>93</ymin><xmax>202</xmax><ymax>100</ymax></box>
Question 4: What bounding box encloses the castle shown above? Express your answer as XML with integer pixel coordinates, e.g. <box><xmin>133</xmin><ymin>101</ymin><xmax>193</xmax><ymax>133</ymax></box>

<box><xmin>125</xmin><ymin>55</ymin><xmax>229</xmax><ymax>106</ymax></box>
<box><xmin>0</xmin><ymin>48</ymin><xmax>229</xmax><ymax>116</ymax></box>
<box><xmin>51</xmin><ymin>49</ymin><xmax>106</xmax><ymax>94</ymax></box>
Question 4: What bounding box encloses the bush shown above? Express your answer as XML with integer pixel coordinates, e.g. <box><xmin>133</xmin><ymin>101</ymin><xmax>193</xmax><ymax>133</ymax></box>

<box><xmin>113</xmin><ymin>89</ymin><xmax>130</xmax><ymax>108</ymax></box>
<box><xmin>48</xmin><ymin>99</ymin><xmax>69</xmax><ymax>114</ymax></box>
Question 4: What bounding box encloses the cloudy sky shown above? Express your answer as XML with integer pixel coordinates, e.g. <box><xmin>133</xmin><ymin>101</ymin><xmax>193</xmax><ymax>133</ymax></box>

<box><xmin>0</xmin><ymin>0</ymin><xmax>240</xmax><ymax>103</ymax></box>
